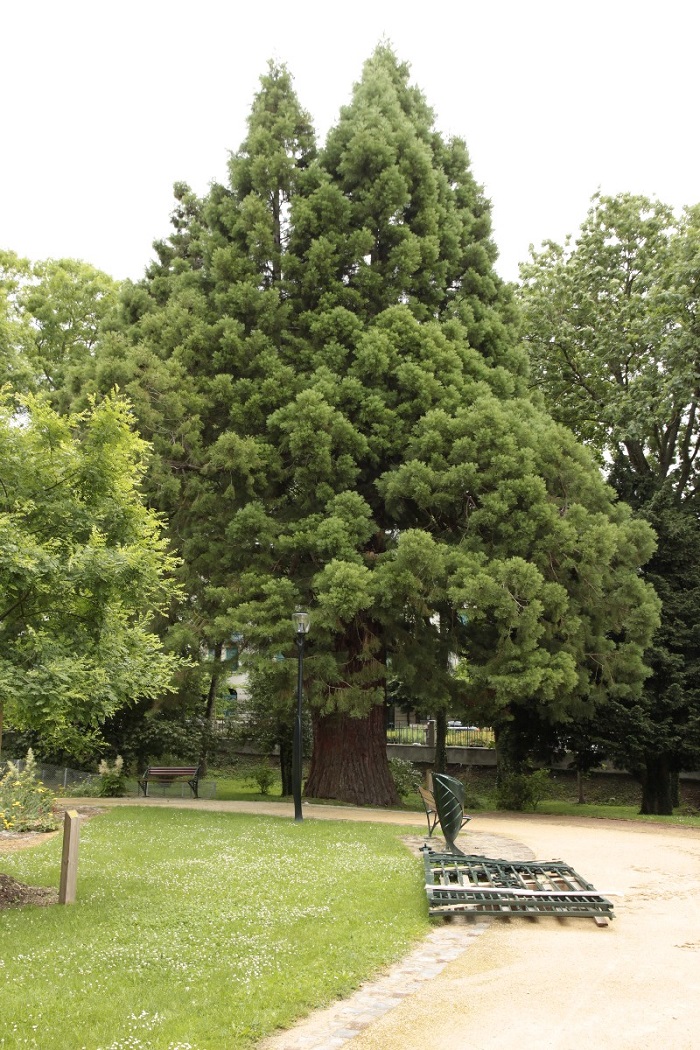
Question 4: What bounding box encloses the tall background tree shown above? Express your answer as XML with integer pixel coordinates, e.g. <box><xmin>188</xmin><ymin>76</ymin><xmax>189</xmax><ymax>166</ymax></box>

<box><xmin>62</xmin><ymin>63</ymin><xmax>318</xmax><ymax>771</ymax></box>
<box><xmin>519</xmin><ymin>193</ymin><xmax>700</xmax><ymax>813</ymax></box>
<box><xmin>59</xmin><ymin>54</ymin><xmax>659</xmax><ymax>804</ymax></box>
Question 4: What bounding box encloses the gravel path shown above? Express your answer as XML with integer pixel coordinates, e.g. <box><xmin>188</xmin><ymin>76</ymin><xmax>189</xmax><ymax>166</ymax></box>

<box><xmin>349</xmin><ymin>814</ymin><xmax>700</xmax><ymax>1050</ymax></box>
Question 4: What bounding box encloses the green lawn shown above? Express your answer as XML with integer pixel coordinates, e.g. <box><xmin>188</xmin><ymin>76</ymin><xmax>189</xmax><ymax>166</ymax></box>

<box><xmin>533</xmin><ymin>798</ymin><xmax>700</xmax><ymax>826</ymax></box>
<box><xmin>0</xmin><ymin>808</ymin><xmax>429</xmax><ymax>1050</ymax></box>
<box><xmin>109</xmin><ymin>770</ymin><xmax>287</xmax><ymax>804</ymax></box>
<box><xmin>210</xmin><ymin>773</ymin><xmax>284</xmax><ymax>802</ymax></box>
<box><xmin>109</xmin><ymin>770</ymin><xmax>700</xmax><ymax>826</ymax></box>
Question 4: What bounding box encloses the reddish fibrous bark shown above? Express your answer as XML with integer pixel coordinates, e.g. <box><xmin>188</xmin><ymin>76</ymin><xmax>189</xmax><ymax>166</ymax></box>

<box><xmin>304</xmin><ymin>703</ymin><xmax>399</xmax><ymax>807</ymax></box>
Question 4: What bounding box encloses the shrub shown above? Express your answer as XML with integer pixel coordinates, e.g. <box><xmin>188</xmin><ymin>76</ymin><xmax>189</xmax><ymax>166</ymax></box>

<box><xmin>389</xmin><ymin>757</ymin><xmax>422</xmax><ymax>798</ymax></box>
<box><xmin>248</xmin><ymin>762</ymin><xmax>276</xmax><ymax>795</ymax></box>
<box><xmin>0</xmin><ymin>749</ymin><xmax>58</xmax><ymax>831</ymax></box>
<box><xmin>97</xmin><ymin>755</ymin><xmax>128</xmax><ymax>797</ymax></box>
<box><xmin>61</xmin><ymin>777</ymin><xmax>101</xmax><ymax>798</ymax></box>
<box><xmin>458</xmin><ymin>774</ymin><xmax>488</xmax><ymax>810</ymax></box>
<box><xmin>496</xmin><ymin>768</ymin><xmax>551</xmax><ymax>812</ymax></box>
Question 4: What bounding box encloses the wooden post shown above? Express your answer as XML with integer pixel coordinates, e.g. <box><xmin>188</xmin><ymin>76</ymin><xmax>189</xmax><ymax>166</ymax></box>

<box><xmin>58</xmin><ymin>809</ymin><xmax>80</xmax><ymax>904</ymax></box>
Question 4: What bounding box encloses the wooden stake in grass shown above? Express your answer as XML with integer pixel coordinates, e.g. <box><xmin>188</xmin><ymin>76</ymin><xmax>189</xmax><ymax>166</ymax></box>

<box><xmin>58</xmin><ymin>809</ymin><xmax>80</xmax><ymax>904</ymax></box>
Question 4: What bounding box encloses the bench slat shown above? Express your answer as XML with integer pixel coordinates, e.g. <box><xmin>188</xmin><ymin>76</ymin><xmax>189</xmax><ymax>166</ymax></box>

<box><xmin>419</xmin><ymin>787</ymin><xmax>439</xmax><ymax>837</ymax></box>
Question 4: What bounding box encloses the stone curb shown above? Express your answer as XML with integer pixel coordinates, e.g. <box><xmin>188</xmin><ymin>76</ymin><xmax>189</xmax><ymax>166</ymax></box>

<box><xmin>258</xmin><ymin>922</ymin><xmax>492</xmax><ymax>1050</ymax></box>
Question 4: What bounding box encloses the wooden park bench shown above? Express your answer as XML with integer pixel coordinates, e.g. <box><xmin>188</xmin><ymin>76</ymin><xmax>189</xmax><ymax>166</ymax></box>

<box><xmin>138</xmin><ymin>765</ymin><xmax>201</xmax><ymax>799</ymax></box>
<box><xmin>419</xmin><ymin>786</ymin><xmax>440</xmax><ymax>837</ymax></box>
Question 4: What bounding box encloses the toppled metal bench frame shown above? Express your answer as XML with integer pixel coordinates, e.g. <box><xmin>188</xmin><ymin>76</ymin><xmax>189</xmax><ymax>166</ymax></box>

<box><xmin>422</xmin><ymin>848</ymin><xmax>615</xmax><ymax>923</ymax></box>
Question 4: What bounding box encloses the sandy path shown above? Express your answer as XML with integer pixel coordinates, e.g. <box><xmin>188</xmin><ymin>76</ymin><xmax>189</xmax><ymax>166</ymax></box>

<box><xmin>350</xmin><ymin>813</ymin><xmax>700</xmax><ymax>1050</ymax></box>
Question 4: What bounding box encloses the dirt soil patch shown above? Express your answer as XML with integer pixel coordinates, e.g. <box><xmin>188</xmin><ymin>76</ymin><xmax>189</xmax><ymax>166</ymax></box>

<box><xmin>0</xmin><ymin>873</ymin><xmax>58</xmax><ymax>909</ymax></box>
<box><xmin>0</xmin><ymin>828</ymin><xmax>58</xmax><ymax>909</ymax></box>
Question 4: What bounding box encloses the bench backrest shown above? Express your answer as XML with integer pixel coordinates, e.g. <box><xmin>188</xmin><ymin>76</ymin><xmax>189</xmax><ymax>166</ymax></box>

<box><xmin>418</xmin><ymin>786</ymin><xmax>436</xmax><ymax>811</ymax></box>
<box><xmin>144</xmin><ymin>766</ymin><xmax>198</xmax><ymax>777</ymax></box>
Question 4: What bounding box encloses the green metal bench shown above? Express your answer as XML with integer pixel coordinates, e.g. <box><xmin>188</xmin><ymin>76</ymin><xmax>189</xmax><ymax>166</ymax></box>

<box><xmin>431</xmin><ymin>773</ymin><xmax>471</xmax><ymax>854</ymax></box>
<box><xmin>422</xmin><ymin>848</ymin><xmax>615</xmax><ymax>924</ymax></box>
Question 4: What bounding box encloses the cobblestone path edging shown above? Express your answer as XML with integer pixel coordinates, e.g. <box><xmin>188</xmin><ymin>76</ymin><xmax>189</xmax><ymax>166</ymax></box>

<box><xmin>260</xmin><ymin>831</ymin><xmax>534</xmax><ymax>1050</ymax></box>
<box><xmin>259</xmin><ymin>921</ymin><xmax>492</xmax><ymax>1050</ymax></box>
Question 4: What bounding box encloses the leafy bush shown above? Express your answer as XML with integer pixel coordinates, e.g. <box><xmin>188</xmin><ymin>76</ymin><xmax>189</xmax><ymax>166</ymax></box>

<box><xmin>457</xmin><ymin>774</ymin><xmax>489</xmax><ymax>811</ymax></box>
<box><xmin>97</xmin><ymin>755</ymin><xmax>128</xmax><ymax>797</ymax></box>
<box><xmin>389</xmin><ymin>757</ymin><xmax>422</xmax><ymax>798</ymax></box>
<box><xmin>496</xmin><ymin>768</ymin><xmax>551</xmax><ymax>812</ymax></box>
<box><xmin>61</xmin><ymin>776</ymin><xmax>101</xmax><ymax>798</ymax></box>
<box><xmin>247</xmin><ymin>762</ymin><xmax>276</xmax><ymax>795</ymax></box>
<box><xmin>0</xmin><ymin>749</ymin><xmax>58</xmax><ymax>831</ymax></box>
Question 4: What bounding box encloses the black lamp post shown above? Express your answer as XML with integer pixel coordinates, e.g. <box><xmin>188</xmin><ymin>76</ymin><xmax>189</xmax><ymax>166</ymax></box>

<box><xmin>292</xmin><ymin>609</ymin><xmax>310</xmax><ymax>822</ymax></box>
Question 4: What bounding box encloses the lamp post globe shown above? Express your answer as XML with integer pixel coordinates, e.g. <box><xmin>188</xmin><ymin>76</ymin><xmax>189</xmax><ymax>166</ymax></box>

<box><xmin>292</xmin><ymin>609</ymin><xmax>310</xmax><ymax>822</ymax></box>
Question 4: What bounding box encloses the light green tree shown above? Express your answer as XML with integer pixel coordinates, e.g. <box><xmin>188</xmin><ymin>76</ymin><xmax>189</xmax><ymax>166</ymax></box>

<box><xmin>0</xmin><ymin>250</ymin><xmax>119</xmax><ymax>405</ymax></box>
<box><xmin>0</xmin><ymin>393</ymin><xmax>180</xmax><ymax>759</ymax></box>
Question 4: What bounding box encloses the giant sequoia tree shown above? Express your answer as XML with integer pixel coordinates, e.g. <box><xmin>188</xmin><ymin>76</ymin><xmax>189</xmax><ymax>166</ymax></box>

<box><xmin>79</xmin><ymin>53</ymin><xmax>659</xmax><ymax>805</ymax></box>
<box><xmin>519</xmin><ymin>193</ymin><xmax>700</xmax><ymax>813</ymax></box>
<box><xmin>71</xmin><ymin>63</ymin><xmax>318</xmax><ymax>764</ymax></box>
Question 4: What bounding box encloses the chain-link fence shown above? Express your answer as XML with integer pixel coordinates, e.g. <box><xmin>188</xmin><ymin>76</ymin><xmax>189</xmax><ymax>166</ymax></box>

<box><xmin>0</xmin><ymin>758</ymin><xmax>97</xmax><ymax>793</ymax></box>
<box><xmin>0</xmin><ymin>757</ymin><xmax>218</xmax><ymax>799</ymax></box>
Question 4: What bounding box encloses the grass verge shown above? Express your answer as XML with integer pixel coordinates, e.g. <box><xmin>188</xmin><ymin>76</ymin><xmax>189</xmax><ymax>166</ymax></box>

<box><xmin>0</xmin><ymin>807</ymin><xmax>428</xmax><ymax>1050</ymax></box>
<box><xmin>533</xmin><ymin>799</ymin><xmax>700</xmax><ymax>826</ymax></box>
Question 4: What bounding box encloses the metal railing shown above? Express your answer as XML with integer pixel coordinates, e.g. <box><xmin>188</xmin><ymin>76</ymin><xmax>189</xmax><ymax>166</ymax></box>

<box><xmin>387</xmin><ymin>725</ymin><xmax>494</xmax><ymax>747</ymax></box>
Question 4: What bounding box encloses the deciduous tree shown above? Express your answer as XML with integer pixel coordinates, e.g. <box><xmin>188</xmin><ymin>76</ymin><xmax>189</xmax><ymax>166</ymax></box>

<box><xmin>519</xmin><ymin>193</ymin><xmax>700</xmax><ymax>813</ymax></box>
<box><xmin>0</xmin><ymin>250</ymin><xmax>119</xmax><ymax>405</ymax></box>
<box><xmin>0</xmin><ymin>393</ymin><xmax>179</xmax><ymax>759</ymax></box>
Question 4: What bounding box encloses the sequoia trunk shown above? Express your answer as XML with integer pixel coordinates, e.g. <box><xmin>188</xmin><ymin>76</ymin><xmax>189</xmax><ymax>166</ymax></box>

<box><xmin>305</xmin><ymin>703</ymin><xmax>399</xmax><ymax>806</ymax></box>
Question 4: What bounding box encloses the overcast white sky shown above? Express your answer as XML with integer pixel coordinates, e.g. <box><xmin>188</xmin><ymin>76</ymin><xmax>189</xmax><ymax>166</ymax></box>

<box><xmin>3</xmin><ymin>0</ymin><xmax>698</xmax><ymax>284</ymax></box>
